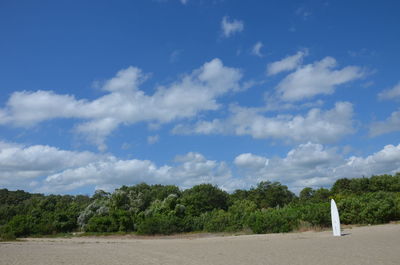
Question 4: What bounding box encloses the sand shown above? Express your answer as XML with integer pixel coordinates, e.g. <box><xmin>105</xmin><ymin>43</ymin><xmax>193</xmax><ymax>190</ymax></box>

<box><xmin>1</xmin><ymin>224</ymin><xmax>399</xmax><ymax>265</ymax></box>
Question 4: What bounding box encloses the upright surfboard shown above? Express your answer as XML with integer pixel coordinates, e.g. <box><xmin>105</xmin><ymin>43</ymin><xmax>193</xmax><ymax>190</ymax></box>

<box><xmin>330</xmin><ymin>199</ymin><xmax>341</xmax><ymax>236</ymax></box>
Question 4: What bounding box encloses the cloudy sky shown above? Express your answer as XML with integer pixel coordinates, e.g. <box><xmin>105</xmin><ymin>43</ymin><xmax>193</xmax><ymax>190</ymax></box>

<box><xmin>1</xmin><ymin>0</ymin><xmax>400</xmax><ymax>194</ymax></box>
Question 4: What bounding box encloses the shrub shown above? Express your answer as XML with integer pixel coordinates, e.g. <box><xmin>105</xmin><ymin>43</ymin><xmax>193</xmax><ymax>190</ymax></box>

<box><xmin>85</xmin><ymin>216</ymin><xmax>117</xmax><ymax>232</ymax></box>
<box><xmin>77</xmin><ymin>200</ymin><xmax>109</xmax><ymax>230</ymax></box>
<box><xmin>338</xmin><ymin>192</ymin><xmax>397</xmax><ymax>224</ymax></box>
<box><xmin>395</xmin><ymin>193</ymin><xmax>400</xmax><ymax>219</ymax></box>
<box><xmin>203</xmin><ymin>210</ymin><xmax>231</xmax><ymax>232</ymax></box>
<box><xmin>0</xmin><ymin>231</ymin><xmax>16</xmax><ymax>241</ymax></box>
<box><xmin>298</xmin><ymin>202</ymin><xmax>330</xmax><ymax>227</ymax></box>
<box><xmin>248</xmin><ymin>208</ymin><xmax>299</xmax><ymax>234</ymax></box>
<box><xmin>53</xmin><ymin>212</ymin><xmax>77</xmax><ymax>233</ymax></box>
<box><xmin>136</xmin><ymin>213</ymin><xmax>182</xmax><ymax>235</ymax></box>
<box><xmin>228</xmin><ymin>200</ymin><xmax>257</xmax><ymax>230</ymax></box>
<box><xmin>181</xmin><ymin>214</ymin><xmax>205</xmax><ymax>232</ymax></box>
<box><xmin>4</xmin><ymin>215</ymin><xmax>33</xmax><ymax>237</ymax></box>
<box><xmin>110</xmin><ymin>209</ymin><xmax>135</xmax><ymax>232</ymax></box>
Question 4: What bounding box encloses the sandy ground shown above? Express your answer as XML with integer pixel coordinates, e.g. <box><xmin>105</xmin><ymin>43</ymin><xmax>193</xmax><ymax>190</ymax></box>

<box><xmin>1</xmin><ymin>224</ymin><xmax>399</xmax><ymax>265</ymax></box>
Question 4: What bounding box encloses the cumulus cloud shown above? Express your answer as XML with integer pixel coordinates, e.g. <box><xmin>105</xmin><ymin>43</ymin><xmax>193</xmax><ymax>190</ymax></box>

<box><xmin>0</xmin><ymin>140</ymin><xmax>238</xmax><ymax>193</ymax></box>
<box><xmin>0</xmin><ymin>59</ymin><xmax>243</xmax><ymax>150</ymax></box>
<box><xmin>102</xmin><ymin>66</ymin><xmax>147</xmax><ymax>93</ymax></box>
<box><xmin>234</xmin><ymin>153</ymin><xmax>269</xmax><ymax>169</ymax></box>
<box><xmin>378</xmin><ymin>82</ymin><xmax>400</xmax><ymax>101</ymax></box>
<box><xmin>234</xmin><ymin>142</ymin><xmax>400</xmax><ymax>192</ymax></box>
<box><xmin>174</xmin><ymin>102</ymin><xmax>355</xmax><ymax>144</ymax></box>
<box><xmin>334</xmin><ymin>144</ymin><xmax>400</xmax><ymax>178</ymax></box>
<box><xmin>0</xmin><ymin>90</ymin><xmax>86</xmax><ymax>127</ymax></box>
<box><xmin>234</xmin><ymin>143</ymin><xmax>340</xmax><ymax>184</ymax></box>
<box><xmin>251</xmin><ymin>42</ymin><xmax>264</xmax><ymax>57</ymax></box>
<box><xmin>276</xmin><ymin>56</ymin><xmax>364</xmax><ymax>101</ymax></box>
<box><xmin>0</xmin><ymin>141</ymin><xmax>101</xmax><ymax>189</ymax></box>
<box><xmin>221</xmin><ymin>16</ymin><xmax>244</xmax><ymax>38</ymax></box>
<box><xmin>2</xmin><ymin>140</ymin><xmax>400</xmax><ymax>194</ymax></box>
<box><xmin>42</xmin><ymin>152</ymin><xmax>235</xmax><ymax>193</ymax></box>
<box><xmin>266</xmin><ymin>50</ymin><xmax>307</xmax><ymax>76</ymax></box>
<box><xmin>370</xmin><ymin>110</ymin><xmax>400</xmax><ymax>137</ymax></box>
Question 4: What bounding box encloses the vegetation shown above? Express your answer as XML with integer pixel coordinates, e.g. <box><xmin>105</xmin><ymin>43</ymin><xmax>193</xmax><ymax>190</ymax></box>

<box><xmin>1</xmin><ymin>173</ymin><xmax>400</xmax><ymax>239</ymax></box>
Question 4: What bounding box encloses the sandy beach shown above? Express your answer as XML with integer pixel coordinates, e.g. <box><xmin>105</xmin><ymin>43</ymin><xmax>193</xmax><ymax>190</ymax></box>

<box><xmin>1</xmin><ymin>224</ymin><xmax>399</xmax><ymax>265</ymax></box>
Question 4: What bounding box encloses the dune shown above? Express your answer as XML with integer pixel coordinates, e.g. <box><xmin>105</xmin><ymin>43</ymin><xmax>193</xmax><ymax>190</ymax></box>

<box><xmin>1</xmin><ymin>223</ymin><xmax>399</xmax><ymax>265</ymax></box>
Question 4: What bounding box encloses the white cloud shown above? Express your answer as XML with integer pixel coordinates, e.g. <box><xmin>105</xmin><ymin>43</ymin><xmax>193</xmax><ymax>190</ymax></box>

<box><xmin>0</xmin><ymin>90</ymin><xmax>86</xmax><ymax>127</ymax></box>
<box><xmin>171</xmin><ymin>152</ymin><xmax>234</xmax><ymax>190</ymax></box>
<box><xmin>180</xmin><ymin>0</ymin><xmax>188</xmax><ymax>4</ymax></box>
<box><xmin>0</xmin><ymin>141</ymin><xmax>101</xmax><ymax>189</ymax></box>
<box><xmin>263</xmin><ymin>93</ymin><xmax>325</xmax><ymax>111</ymax></box>
<box><xmin>234</xmin><ymin>153</ymin><xmax>269</xmax><ymax>169</ymax></box>
<box><xmin>276</xmin><ymin>56</ymin><xmax>364</xmax><ymax>101</ymax></box>
<box><xmin>266</xmin><ymin>50</ymin><xmax>307</xmax><ymax>76</ymax></box>
<box><xmin>334</xmin><ymin>144</ymin><xmax>400</xmax><ymax>178</ymax></box>
<box><xmin>2</xmin><ymin>141</ymin><xmax>400</xmax><ymax>194</ymax></box>
<box><xmin>0</xmin><ymin>140</ymin><xmax>238</xmax><ymax>193</ymax></box>
<box><xmin>42</xmin><ymin>152</ymin><xmax>235</xmax><ymax>193</ymax></box>
<box><xmin>102</xmin><ymin>66</ymin><xmax>147</xmax><ymax>93</ymax></box>
<box><xmin>251</xmin><ymin>42</ymin><xmax>264</xmax><ymax>57</ymax></box>
<box><xmin>174</xmin><ymin>102</ymin><xmax>355</xmax><ymax>144</ymax></box>
<box><xmin>0</xmin><ymin>59</ymin><xmax>243</xmax><ymax>150</ymax></box>
<box><xmin>234</xmin><ymin>142</ymin><xmax>400</xmax><ymax>192</ymax></box>
<box><xmin>221</xmin><ymin>16</ymin><xmax>244</xmax><ymax>38</ymax></box>
<box><xmin>234</xmin><ymin>143</ymin><xmax>341</xmax><ymax>186</ymax></box>
<box><xmin>370</xmin><ymin>110</ymin><xmax>400</xmax><ymax>137</ymax></box>
<box><xmin>378</xmin><ymin>82</ymin><xmax>400</xmax><ymax>101</ymax></box>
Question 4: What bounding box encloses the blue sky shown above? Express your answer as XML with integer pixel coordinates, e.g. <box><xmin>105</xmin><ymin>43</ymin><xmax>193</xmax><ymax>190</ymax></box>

<box><xmin>1</xmin><ymin>0</ymin><xmax>400</xmax><ymax>195</ymax></box>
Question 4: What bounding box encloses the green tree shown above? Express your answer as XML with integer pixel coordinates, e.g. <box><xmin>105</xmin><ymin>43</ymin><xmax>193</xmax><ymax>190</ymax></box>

<box><xmin>228</xmin><ymin>199</ymin><xmax>257</xmax><ymax>230</ymax></box>
<box><xmin>331</xmin><ymin>178</ymin><xmax>352</xmax><ymax>194</ymax></box>
<box><xmin>248</xmin><ymin>181</ymin><xmax>295</xmax><ymax>209</ymax></box>
<box><xmin>299</xmin><ymin>187</ymin><xmax>314</xmax><ymax>202</ymax></box>
<box><xmin>180</xmin><ymin>184</ymin><xmax>229</xmax><ymax>216</ymax></box>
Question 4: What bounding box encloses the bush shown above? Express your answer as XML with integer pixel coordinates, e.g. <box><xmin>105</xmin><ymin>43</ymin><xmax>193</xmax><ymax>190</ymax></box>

<box><xmin>0</xmin><ymin>231</ymin><xmax>16</xmax><ymax>241</ymax></box>
<box><xmin>4</xmin><ymin>215</ymin><xmax>33</xmax><ymax>237</ymax></box>
<box><xmin>227</xmin><ymin>200</ymin><xmax>257</xmax><ymax>230</ymax></box>
<box><xmin>181</xmin><ymin>214</ymin><xmax>205</xmax><ymax>232</ymax></box>
<box><xmin>248</xmin><ymin>208</ymin><xmax>299</xmax><ymax>234</ymax></box>
<box><xmin>395</xmin><ymin>193</ymin><xmax>400</xmax><ymax>219</ymax></box>
<box><xmin>53</xmin><ymin>212</ymin><xmax>77</xmax><ymax>233</ymax></box>
<box><xmin>110</xmin><ymin>209</ymin><xmax>135</xmax><ymax>232</ymax></box>
<box><xmin>1</xmin><ymin>176</ymin><xmax>399</xmax><ymax>238</ymax></box>
<box><xmin>203</xmin><ymin>210</ymin><xmax>231</xmax><ymax>232</ymax></box>
<box><xmin>85</xmin><ymin>216</ymin><xmax>117</xmax><ymax>232</ymax></box>
<box><xmin>338</xmin><ymin>192</ymin><xmax>397</xmax><ymax>224</ymax></box>
<box><xmin>136</xmin><ymin>213</ymin><xmax>182</xmax><ymax>235</ymax></box>
<box><xmin>298</xmin><ymin>202</ymin><xmax>330</xmax><ymax>227</ymax></box>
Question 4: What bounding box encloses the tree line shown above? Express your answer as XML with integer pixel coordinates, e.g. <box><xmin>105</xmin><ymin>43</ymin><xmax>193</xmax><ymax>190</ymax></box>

<box><xmin>1</xmin><ymin>173</ymin><xmax>400</xmax><ymax>239</ymax></box>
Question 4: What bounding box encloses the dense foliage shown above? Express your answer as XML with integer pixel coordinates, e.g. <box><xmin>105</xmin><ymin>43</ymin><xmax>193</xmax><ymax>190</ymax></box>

<box><xmin>1</xmin><ymin>173</ymin><xmax>400</xmax><ymax>238</ymax></box>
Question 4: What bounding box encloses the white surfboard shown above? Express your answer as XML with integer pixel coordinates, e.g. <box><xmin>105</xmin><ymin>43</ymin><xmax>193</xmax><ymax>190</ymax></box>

<box><xmin>330</xmin><ymin>199</ymin><xmax>341</xmax><ymax>237</ymax></box>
